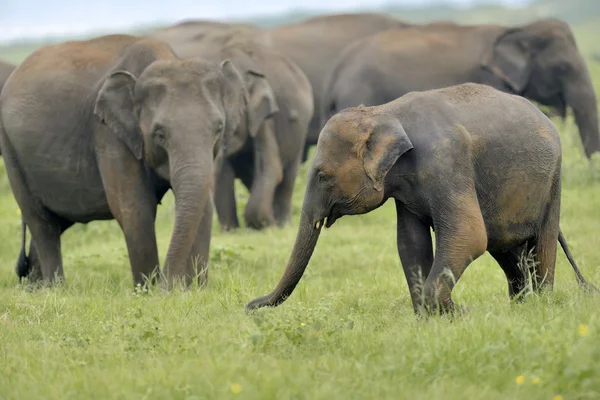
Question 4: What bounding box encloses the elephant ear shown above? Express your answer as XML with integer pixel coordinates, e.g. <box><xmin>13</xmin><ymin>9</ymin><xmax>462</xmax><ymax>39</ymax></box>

<box><xmin>482</xmin><ymin>28</ymin><xmax>534</xmax><ymax>93</ymax></box>
<box><xmin>220</xmin><ymin>60</ymin><xmax>249</xmax><ymax>147</ymax></box>
<box><xmin>362</xmin><ymin>114</ymin><xmax>413</xmax><ymax>192</ymax></box>
<box><xmin>94</xmin><ymin>70</ymin><xmax>144</xmax><ymax>160</ymax></box>
<box><xmin>246</xmin><ymin>70</ymin><xmax>279</xmax><ymax>138</ymax></box>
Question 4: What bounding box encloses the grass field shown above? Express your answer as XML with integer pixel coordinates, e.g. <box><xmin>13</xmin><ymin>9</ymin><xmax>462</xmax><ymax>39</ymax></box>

<box><xmin>2</xmin><ymin>16</ymin><xmax>600</xmax><ymax>400</ymax></box>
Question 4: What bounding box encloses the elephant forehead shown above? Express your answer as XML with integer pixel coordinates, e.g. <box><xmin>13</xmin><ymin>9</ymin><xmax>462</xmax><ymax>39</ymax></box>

<box><xmin>323</xmin><ymin>111</ymin><xmax>373</xmax><ymax>146</ymax></box>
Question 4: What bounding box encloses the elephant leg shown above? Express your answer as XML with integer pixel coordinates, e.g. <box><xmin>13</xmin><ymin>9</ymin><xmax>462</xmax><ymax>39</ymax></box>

<box><xmin>23</xmin><ymin>209</ymin><xmax>67</xmax><ymax>284</ymax></box>
<box><xmin>490</xmin><ymin>244</ymin><xmax>531</xmax><ymax>300</ymax></box>
<box><xmin>395</xmin><ymin>201</ymin><xmax>434</xmax><ymax>313</ymax></box>
<box><xmin>214</xmin><ymin>159</ymin><xmax>240</xmax><ymax>231</ymax></box>
<box><xmin>422</xmin><ymin>191</ymin><xmax>488</xmax><ymax>314</ymax></box>
<box><xmin>26</xmin><ymin>220</ymin><xmax>73</xmax><ymax>283</ymax></box>
<box><xmin>530</xmin><ymin>182</ymin><xmax>560</xmax><ymax>293</ymax></box>
<box><xmin>245</xmin><ymin>121</ymin><xmax>282</xmax><ymax>230</ymax></box>
<box><xmin>273</xmin><ymin>157</ymin><xmax>301</xmax><ymax>227</ymax></box>
<box><xmin>97</xmin><ymin>155</ymin><xmax>160</xmax><ymax>286</ymax></box>
<box><xmin>187</xmin><ymin>197</ymin><xmax>213</xmax><ymax>286</ymax></box>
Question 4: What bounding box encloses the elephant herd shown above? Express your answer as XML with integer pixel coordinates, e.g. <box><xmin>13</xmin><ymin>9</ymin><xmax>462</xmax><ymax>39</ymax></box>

<box><xmin>0</xmin><ymin>13</ymin><xmax>598</xmax><ymax>315</ymax></box>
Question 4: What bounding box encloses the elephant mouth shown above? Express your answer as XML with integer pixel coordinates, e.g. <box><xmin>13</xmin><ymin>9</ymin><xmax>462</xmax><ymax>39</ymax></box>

<box><xmin>314</xmin><ymin>204</ymin><xmax>343</xmax><ymax>230</ymax></box>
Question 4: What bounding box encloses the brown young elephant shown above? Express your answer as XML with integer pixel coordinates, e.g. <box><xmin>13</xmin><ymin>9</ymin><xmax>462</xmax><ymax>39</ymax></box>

<box><xmin>0</xmin><ymin>35</ymin><xmax>248</xmax><ymax>287</ymax></box>
<box><xmin>173</xmin><ymin>30</ymin><xmax>313</xmax><ymax>231</ymax></box>
<box><xmin>323</xmin><ymin>19</ymin><xmax>600</xmax><ymax>159</ymax></box>
<box><xmin>247</xmin><ymin>83</ymin><xmax>598</xmax><ymax>315</ymax></box>
<box><xmin>264</xmin><ymin>13</ymin><xmax>412</xmax><ymax>162</ymax></box>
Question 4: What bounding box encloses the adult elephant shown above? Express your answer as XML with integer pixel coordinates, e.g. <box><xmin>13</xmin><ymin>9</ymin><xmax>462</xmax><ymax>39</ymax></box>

<box><xmin>148</xmin><ymin>19</ymin><xmax>259</xmax><ymax>46</ymax></box>
<box><xmin>323</xmin><ymin>19</ymin><xmax>600</xmax><ymax>159</ymax></box>
<box><xmin>246</xmin><ymin>83</ymin><xmax>598</xmax><ymax>315</ymax></box>
<box><xmin>264</xmin><ymin>13</ymin><xmax>412</xmax><ymax>162</ymax></box>
<box><xmin>0</xmin><ymin>60</ymin><xmax>15</xmax><ymax>93</ymax></box>
<box><xmin>0</xmin><ymin>60</ymin><xmax>16</xmax><ymax>156</ymax></box>
<box><xmin>162</xmin><ymin>28</ymin><xmax>314</xmax><ymax>231</ymax></box>
<box><xmin>0</xmin><ymin>35</ymin><xmax>248</xmax><ymax>287</ymax></box>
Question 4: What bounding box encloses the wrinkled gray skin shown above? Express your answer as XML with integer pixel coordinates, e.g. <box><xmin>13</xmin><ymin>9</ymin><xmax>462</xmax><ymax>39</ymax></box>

<box><xmin>155</xmin><ymin>26</ymin><xmax>314</xmax><ymax>230</ymax></box>
<box><xmin>247</xmin><ymin>83</ymin><xmax>598</xmax><ymax>315</ymax></box>
<box><xmin>0</xmin><ymin>60</ymin><xmax>16</xmax><ymax>156</ymax></box>
<box><xmin>0</xmin><ymin>35</ymin><xmax>248</xmax><ymax>287</ymax></box>
<box><xmin>0</xmin><ymin>60</ymin><xmax>15</xmax><ymax>93</ymax></box>
<box><xmin>324</xmin><ymin>19</ymin><xmax>600</xmax><ymax>159</ymax></box>
<box><xmin>264</xmin><ymin>13</ymin><xmax>412</xmax><ymax>162</ymax></box>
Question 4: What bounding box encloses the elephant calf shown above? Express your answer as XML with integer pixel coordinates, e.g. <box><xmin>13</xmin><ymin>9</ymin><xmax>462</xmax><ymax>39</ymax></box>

<box><xmin>247</xmin><ymin>83</ymin><xmax>597</xmax><ymax>315</ymax></box>
<box><xmin>0</xmin><ymin>34</ymin><xmax>248</xmax><ymax>287</ymax></box>
<box><xmin>173</xmin><ymin>30</ymin><xmax>314</xmax><ymax>231</ymax></box>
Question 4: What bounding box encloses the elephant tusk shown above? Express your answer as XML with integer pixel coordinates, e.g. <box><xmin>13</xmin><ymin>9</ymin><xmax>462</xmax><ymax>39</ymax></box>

<box><xmin>315</xmin><ymin>220</ymin><xmax>321</xmax><ymax>230</ymax></box>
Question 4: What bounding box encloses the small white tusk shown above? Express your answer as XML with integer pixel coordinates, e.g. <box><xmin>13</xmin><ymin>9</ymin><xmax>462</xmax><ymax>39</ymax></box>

<box><xmin>315</xmin><ymin>220</ymin><xmax>321</xmax><ymax>229</ymax></box>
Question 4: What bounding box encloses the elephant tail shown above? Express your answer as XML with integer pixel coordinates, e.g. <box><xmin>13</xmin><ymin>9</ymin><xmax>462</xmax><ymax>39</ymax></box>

<box><xmin>15</xmin><ymin>215</ymin><xmax>30</xmax><ymax>281</ymax></box>
<box><xmin>558</xmin><ymin>229</ymin><xmax>598</xmax><ymax>292</ymax></box>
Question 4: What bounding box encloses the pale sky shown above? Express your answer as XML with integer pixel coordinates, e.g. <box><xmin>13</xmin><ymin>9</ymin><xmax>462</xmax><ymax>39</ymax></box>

<box><xmin>0</xmin><ymin>0</ymin><xmax>529</xmax><ymax>43</ymax></box>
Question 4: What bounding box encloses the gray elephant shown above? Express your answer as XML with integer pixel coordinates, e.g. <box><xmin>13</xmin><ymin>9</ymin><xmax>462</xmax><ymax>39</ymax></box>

<box><xmin>323</xmin><ymin>19</ymin><xmax>600</xmax><ymax>159</ymax></box>
<box><xmin>0</xmin><ymin>60</ymin><xmax>16</xmax><ymax>156</ymax></box>
<box><xmin>158</xmin><ymin>28</ymin><xmax>314</xmax><ymax>231</ymax></box>
<box><xmin>247</xmin><ymin>83</ymin><xmax>597</xmax><ymax>315</ymax></box>
<box><xmin>264</xmin><ymin>13</ymin><xmax>412</xmax><ymax>162</ymax></box>
<box><xmin>0</xmin><ymin>60</ymin><xmax>15</xmax><ymax>93</ymax></box>
<box><xmin>0</xmin><ymin>35</ymin><xmax>248</xmax><ymax>286</ymax></box>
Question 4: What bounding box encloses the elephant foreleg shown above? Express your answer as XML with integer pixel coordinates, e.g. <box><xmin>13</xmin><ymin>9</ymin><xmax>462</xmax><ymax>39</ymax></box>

<box><xmin>273</xmin><ymin>157</ymin><xmax>301</xmax><ymax>227</ymax></box>
<box><xmin>395</xmin><ymin>201</ymin><xmax>434</xmax><ymax>313</ymax></box>
<box><xmin>245</xmin><ymin>120</ymin><xmax>282</xmax><ymax>230</ymax></box>
<box><xmin>214</xmin><ymin>159</ymin><xmax>240</xmax><ymax>231</ymax></box>
<box><xmin>97</xmin><ymin>151</ymin><xmax>160</xmax><ymax>287</ymax></box>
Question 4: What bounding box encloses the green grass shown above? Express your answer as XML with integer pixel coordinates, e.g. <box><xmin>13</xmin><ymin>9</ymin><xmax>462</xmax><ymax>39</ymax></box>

<box><xmin>2</xmin><ymin>17</ymin><xmax>600</xmax><ymax>400</ymax></box>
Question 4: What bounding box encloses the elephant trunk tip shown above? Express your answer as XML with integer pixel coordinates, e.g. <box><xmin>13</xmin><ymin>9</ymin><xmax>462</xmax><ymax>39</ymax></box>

<box><xmin>245</xmin><ymin>293</ymin><xmax>285</xmax><ymax>312</ymax></box>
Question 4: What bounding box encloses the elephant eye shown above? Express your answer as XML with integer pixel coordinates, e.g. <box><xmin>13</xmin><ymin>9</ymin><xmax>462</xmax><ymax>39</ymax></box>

<box><xmin>216</xmin><ymin>122</ymin><xmax>224</xmax><ymax>134</ymax></box>
<box><xmin>153</xmin><ymin>127</ymin><xmax>167</xmax><ymax>145</ymax></box>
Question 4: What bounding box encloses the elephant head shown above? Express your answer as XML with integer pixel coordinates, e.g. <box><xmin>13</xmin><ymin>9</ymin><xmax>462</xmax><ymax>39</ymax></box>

<box><xmin>246</xmin><ymin>107</ymin><xmax>413</xmax><ymax>310</ymax></box>
<box><xmin>218</xmin><ymin>43</ymin><xmax>279</xmax><ymax>156</ymax></box>
<box><xmin>94</xmin><ymin>40</ymin><xmax>248</xmax><ymax>283</ymax></box>
<box><xmin>481</xmin><ymin>18</ymin><xmax>600</xmax><ymax>158</ymax></box>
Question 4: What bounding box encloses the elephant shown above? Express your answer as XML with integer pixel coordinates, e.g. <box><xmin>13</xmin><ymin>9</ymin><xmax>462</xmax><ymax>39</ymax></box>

<box><xmin>264</xmin><ymin>13</ymin><xmax>412</xmax><ymax>162</ymax></box>
<box><xmin>0</xmin><ymin>60</ymin><xmax>15</xmax><ymax>93</ymax></box>
<box><xmin>323</xmin><ymin>18</ymin><xmax>600</xmax><ymax>159</ymax></box>
<box><xmin>148</xmin><ymin>19</ymin><xmax>259</xmax><ymax>48</ymax></box>
<box><xmin>157</xmin><ymin>28</ymin><xmax>314</xmax><ymax>231</ymax></box>
<box><xmin>246</xmin><ymin>83</ymin><xmax>598</xmax><ymax>315</ymax></box>
<box><xmin>0</xmin><ymin>60</ymin><xmax>16</xmax><ymax>156</ymax></box>
<box><xmin>0</xmin><ymin>34</ymin><xmax>248</xmax><ymax>287</ymax></box>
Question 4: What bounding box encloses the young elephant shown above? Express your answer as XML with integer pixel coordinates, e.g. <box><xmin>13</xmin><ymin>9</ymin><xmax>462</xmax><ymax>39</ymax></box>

<box><xmin>0</xmin><ymin>35</ymin><xmax>247</xmax><ymax>287</ymax></box>
<box><xmin>247</xmin><ymin>83</ymin><xmax>597</xmax><ymax>315</ymax></box>
<box><xmin>175</xmin><ymin>31</ymin><xmax>313</xmax><ymax>231</ymax></box>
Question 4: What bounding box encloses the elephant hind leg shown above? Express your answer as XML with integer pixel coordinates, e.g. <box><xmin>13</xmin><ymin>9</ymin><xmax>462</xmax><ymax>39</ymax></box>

<box><xmin>22</xmin><ymin>208</ymin><xmax>68</xmax><ymax>284</ymax></box>
<box><xmin>22</xmin><ymin>219</ymin><xmax>73</xmax><ymax>284</ymax></box>
<box><xmin>490</xmin><ymin>244</ymin><xmax>532</xmax><ymax>300</ymax></box>
<box><xmin>530</xmin><ymin>176</ymin><xmax>561</xmax><ymax>293</ymax></box>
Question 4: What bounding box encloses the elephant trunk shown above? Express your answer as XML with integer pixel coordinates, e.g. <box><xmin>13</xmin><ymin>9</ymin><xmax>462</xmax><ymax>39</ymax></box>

<box><xmin>565</xmin><ymin>75</ymin><xmax>600</xmax><ymax>159</ymax></box>
<box><xmin>246</xmin><ymin>198</ymin><xmax>323</xmax><ymax>310</ymax></box>
<box><xmin>162</xmin><ymin>159</ymin><xmax>211</xmax><ymax>287</ymax></box>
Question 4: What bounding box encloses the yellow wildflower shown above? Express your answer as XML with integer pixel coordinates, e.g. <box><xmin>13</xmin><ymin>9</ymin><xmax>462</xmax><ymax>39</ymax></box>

<box><xmin>578</xmin><ymin>324</ymin><xmax>589</xmax><ymax>337</ymax></box>
<box><xmin>17</xmin><ymin>208</ymin><xmax>21</xmax><ymax>215</ymax></box>
<box><xmin>231</xmin><ymin>383</ymin><xmax>242</xmax><ymax>394</ymax></box>
<box><xmin>532</xmin><ymin>377</ymin><xmax>541</xmax><ymax>385</ymax></box>
<box><xmin>516</xmin><ymin>375</ymin><xmax>525</xmax><ymax>384</ymax></box>
<box><xmin>553</xmin><ymin>395</ymin><xmax>564</xmax><ymax>400</ymax></box>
